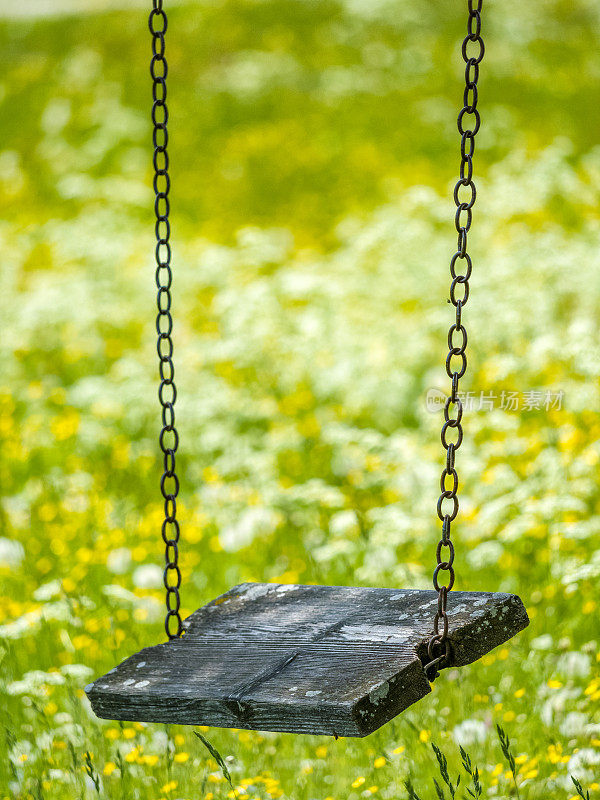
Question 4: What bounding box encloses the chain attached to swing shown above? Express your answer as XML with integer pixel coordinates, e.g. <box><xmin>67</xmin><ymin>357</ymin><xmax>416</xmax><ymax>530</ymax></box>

<box><xmin>425</xmin><ymin>0</ymin><xmax>485</xmax><ymax>682</ymax></box>
<box><xmin>149</xmin><ymin>0</ymin><xmax>183</xmax><ymax>640</ymax></box>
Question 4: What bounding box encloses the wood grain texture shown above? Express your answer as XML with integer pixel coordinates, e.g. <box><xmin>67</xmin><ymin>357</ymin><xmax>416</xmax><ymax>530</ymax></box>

<box><xmin>86</xmin><ymin>583</ymin><xmax>529</xmax><ymax>737</ymax></box>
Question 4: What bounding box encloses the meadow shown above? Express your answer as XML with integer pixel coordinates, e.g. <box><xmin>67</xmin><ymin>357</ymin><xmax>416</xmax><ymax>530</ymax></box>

<box><xmin>0</xmin><ymin>0</ymin><xmax>599</xmax><ymax>798</ymax></box>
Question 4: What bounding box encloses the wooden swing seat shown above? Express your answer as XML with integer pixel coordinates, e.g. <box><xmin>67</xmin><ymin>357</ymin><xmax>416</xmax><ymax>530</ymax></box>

<box><xmin>86</xmin><ymin>583</ymin><xmax>528</xmax><ymax>737</ymax></box>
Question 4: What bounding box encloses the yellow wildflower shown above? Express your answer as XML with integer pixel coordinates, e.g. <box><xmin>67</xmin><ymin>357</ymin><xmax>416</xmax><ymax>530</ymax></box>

<box><xmin>50</xmin><ymin>409</ymin><xmax>80</xmax><ymax>440</ymax></box>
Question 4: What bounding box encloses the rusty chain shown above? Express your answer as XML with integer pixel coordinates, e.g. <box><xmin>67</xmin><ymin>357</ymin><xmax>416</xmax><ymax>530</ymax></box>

<box><xmin>149</xmin><ymin>0</ymin><xmax>182</xmax><ymax>640</ymax></box>
<box><xmin>425</xmin><ymin>0</ymin><xmax>485</xmax><ymax>681</ymax></box>
<box><xmin>147</xmin><ymin>0</ymin><xmax>485</xmax><ymax>655</ymax></box>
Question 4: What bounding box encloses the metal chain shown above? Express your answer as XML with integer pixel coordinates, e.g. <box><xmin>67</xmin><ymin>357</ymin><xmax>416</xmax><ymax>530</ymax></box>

<box><xmin>425</xmin><ymin>0</ymin><xmax>485</xmax><ymax>681</ymax></box>
<box><xmin>149</xmin><ymin>0</ymin><xmax>182</xmax><ymax>640</ymax></box>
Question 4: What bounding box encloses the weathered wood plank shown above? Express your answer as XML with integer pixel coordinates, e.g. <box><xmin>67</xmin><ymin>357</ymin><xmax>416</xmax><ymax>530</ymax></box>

<box><xmin>86</xmin><ymin>583</ymin><xmax>528</xmax><ymax>737</ymax></box>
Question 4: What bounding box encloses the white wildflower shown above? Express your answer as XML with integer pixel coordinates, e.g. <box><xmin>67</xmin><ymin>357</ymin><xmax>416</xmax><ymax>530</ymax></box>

<box><xmin>452</xmin><ymin>718</ymin><xmax>488</xmax><ymax>746</ymax></box>
<box><xmin>48</xmin><ymin>769</ymin><xmax>70</xmax><ymax>782</ymax></box>
<box><xmin>566</xmin><ymin>748</ymin><xmax>600</xmax><ymax>785</ymax></box>
<box><xmin>53</xmin><ymin>712</ymin><xmax>73</xmax><ymax>726</ymax></box>
<box><xmin>106</xmin><ymin>547</ymin><xmax>132</xmax><ymax>574</ymax></box>
<box><xmin>33</xmin><ymin>579</ymin><xmax>62</xmax><ymax>601</ymax></box>
<box><xmin>132</xmin><ymin>563</ymin><xmax>163</xmax><ymax>589</ymax></box>
<box><xmin>313</xmin><ymin>539</ymin><xmax>357</xmax><ymax>564</ymax></box>
<box><xmin>530</xmin><ymin>634</ymin><xmax>553</xmax><ymax>650</ymax></box>
<box><xmin>102</xmin><ymin>584</ymin><xmax>161</xmax><ymax>621</ymax></box>
<box><xmin>7</xmin><ymin>670</ymin><xmax>65</xmax><ymax>697</ymax></box>
<box><xmin>219</xmin><ymin>507</ymin><xmax>280</xmax><ymax>552</ymax></box>
<box><xmin>540</xmin><ymin>687</ymin><xmax>580</xmax><ymax>727</ymax></box>
<box><xmin>60</xmin><ymin>663</ymin><xmax>94</xmax><ymax>682</ymax></box>
<box><xmin>329</xmin><ymin>510</ymin><xmax>360</xmax><ymax>538</ymax></box>
<box><xmin>466</xmin><ymin>541</ymin><xmax>504</xmax><ymax>569</ymax></box>
<box><xmin>9</xmin><ymin>739</ymin><xmax>34</xmax><ymax>766</ymax></box>
<box><xmin>556</xmin><ymin>651</ymin><xmax>591</xmax><ymax>678</ymax></box>
<box><xmin>0</xmin><ymin>537</ymin><xmax>24</xmax><ymax>567</ymax></box>
<box><xmin>102</xmin><ymin>584</ymin><xmax>139</xmax><ymax>604</ymax></box>
<box><xmin>151</xmin><ymin>729</ymin><xmax>169</xmax><ymax>750</ymax></box>
<box><xmin>35</xmin><ymin>732</ymin><xmax>54</xmax><ymax>751</ymax></box>
<box><xmin>40</xmin><ymin>97</ymin><xmax>71</xmax><ymax>135</ymax></box>
<box><xmin>0</xmin><ymin>600</ymin><xmax>76</xmax><ymax>641</ymax></box>
<box><xmin>560</xmin><ymin>712</ymin><xmax>589</xmax><ymax>738</ymax></box>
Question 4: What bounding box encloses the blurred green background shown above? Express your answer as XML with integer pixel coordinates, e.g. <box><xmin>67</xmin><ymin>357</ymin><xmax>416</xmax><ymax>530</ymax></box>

<box><xmin>1</xmin><ymin>1</ymin><xmax>599</xmax><ymax>799</ymax></box>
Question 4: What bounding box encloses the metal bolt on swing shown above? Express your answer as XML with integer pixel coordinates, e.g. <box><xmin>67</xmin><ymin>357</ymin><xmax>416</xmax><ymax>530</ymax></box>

<box><xmin>424</xmin><ymin>0</ymin><xmax>485</xmax><ymax>683</ymax></box>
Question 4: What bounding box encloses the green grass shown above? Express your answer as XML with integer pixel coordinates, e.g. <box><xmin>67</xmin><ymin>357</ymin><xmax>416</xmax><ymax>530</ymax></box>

<box><xmin>0</xmin><ymin>1</ymin><xmax>599</xmax><ymax>798</ymax></box>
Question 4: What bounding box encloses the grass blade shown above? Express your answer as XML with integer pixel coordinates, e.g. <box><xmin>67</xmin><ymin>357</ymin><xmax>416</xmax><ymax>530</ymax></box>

<box><xmin>571</xmin><ymin>776</ymin><xmax>590</xmax><ymax>800</ymax></box>
<box><xmin>194</xmin><ymin>730</ymin><xmax>234</xmax><ymax>791</ymax></box>
<box><xmin>497</xmin><ymin>725</ymin><xmax>520</xmax><ymax>800</ymax></box>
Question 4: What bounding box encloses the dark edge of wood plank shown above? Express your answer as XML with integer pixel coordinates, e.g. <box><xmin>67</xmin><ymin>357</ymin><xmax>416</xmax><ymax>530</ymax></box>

<box><xmin>352</xmin><ymin>656</ymin><xmax>431</xmax><ymax>736</ymax></box>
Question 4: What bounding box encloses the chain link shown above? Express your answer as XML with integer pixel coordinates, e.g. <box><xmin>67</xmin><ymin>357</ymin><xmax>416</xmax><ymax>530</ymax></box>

<box><xmin>149</xmin><ymin>0</ymin><xmax>182</xmax><ymax>640</ymax></box>
<box><xmin>425</xmin><ymin>0</ymin><xmax>484</xmax><ymax>682</ymax></box>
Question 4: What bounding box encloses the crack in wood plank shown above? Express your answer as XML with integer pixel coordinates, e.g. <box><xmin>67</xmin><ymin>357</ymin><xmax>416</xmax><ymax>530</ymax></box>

<box><xmin>229</xmin><ymin>650</ymin><xmax>299</xmax><ymax>702</ymax></box>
